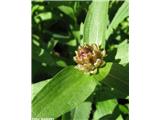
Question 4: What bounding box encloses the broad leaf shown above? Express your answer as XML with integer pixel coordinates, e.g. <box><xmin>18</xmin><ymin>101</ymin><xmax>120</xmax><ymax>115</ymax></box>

<box><xmin>83</xmin><ymin>0</ymin><xmax>109</xmax><ymax>48</ymax></box>
<box><xmin>32</xmin><ymin>66</ymin><xmax>96</xmax><ymax>118</ymax></box>
<box><xmin>32</xmin><ymin>62</ymin><xmax>113</xmax><ymax>99</ymax></box>
<box><xmin>32</xmin><ymin>79</ymin><xmax>51</xmax><ymax>100</ymax></box>
<box><xmin>32</xmin><ymin>63</ymin><xmax>112</xmax><ymax>118</ymax></box>
<box><xmin>105</xmin><ymin>1</ymin><xmax>129</xmax><ymax>40</ymax></box>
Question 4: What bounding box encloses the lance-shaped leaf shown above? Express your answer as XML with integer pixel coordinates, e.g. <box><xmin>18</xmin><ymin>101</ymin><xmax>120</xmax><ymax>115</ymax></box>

<box><xmin>105</xmin><ymin>0</ymin><xmax>129</xmax><ymax>40</ymax></box>
<box><xmin>32</xmin><ymin>63</ymin><xmax>112</xmax><ymax>118</ymax></box>
<box><xmin>32</xmin><ymin>79</ymin><xmax>51</xmax><ymax>100</ymax></box>
<box><xmin>32</xmin><ymin>66</ymin><xmax>96</xmax><ymax>118</ymax></box>
<box><xmin>83</xmin><ymin>0</ymin><xmax>109</xmax><ymax>48</ymax></box>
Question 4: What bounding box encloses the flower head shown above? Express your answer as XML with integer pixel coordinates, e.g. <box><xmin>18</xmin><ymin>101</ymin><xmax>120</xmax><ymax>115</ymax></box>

<box><xmin>73</xmin><ymin>44</ymin><xmax>106</xmax><ymax>74</ymax></box>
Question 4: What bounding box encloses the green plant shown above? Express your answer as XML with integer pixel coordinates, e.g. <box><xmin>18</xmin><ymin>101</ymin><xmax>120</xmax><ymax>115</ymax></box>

<box><xmin>32</xmin><ymin>0</ymin><xmax>129</xmax><ymax>120</ymax></box>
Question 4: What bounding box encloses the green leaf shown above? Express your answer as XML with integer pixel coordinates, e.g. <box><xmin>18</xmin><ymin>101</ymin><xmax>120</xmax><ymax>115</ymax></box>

<box><xmin>62</xmin><ymin>112</ymin><xmax>72</xmax><ymax>120</ymax></box>
<box><xmin>93</xmin><ymin>99</ymin><xmax>117</xmax><ymax>120</ymax></box>
<box><xmin>99</xmin><ymin>106</ymin><xmax>121</xmax><ymax>120</ymax></box>
<box><xmin>58</xmin><ymin>5</ymin><xmax>76</xmax><ymax>21</ymax></box>
<box><xmin>72</xmin><ymin>102</ymin><xmax>92</xmax><ymax>120</ymax></box>
<box><xmin>93</xmin><ymin>62</ymin><xmax>113</xmax><ymax>82</ymax></box>
<box><xmin>116</xmin><ymin>115</ymin><xmax>123</xmax><ymax>120</ymax></box>
<box><xmin>32</xmin><ymin>79</ymin><xmax>51</xmax><ymax>100</ymax></box>
<box><xmin>32</xmin><ymin>63</ymin><xmax>113</xmax><ymax>118</ymax></box>
<box><xmin>115</xmin><ymin>40</ymin><xmax>129</xmax><ymax>65</ymax></box>
<box><xmin>105</xmin><ymin>1</ymin><xmax>129</xmax><ymax>40</ymax></box>
<box><xmin>32</xmin><ymin>66</ymin><xmax>97</xmax><ymax>118</ymax></box>
<box><xmin>95</xmin><ymin>63</ymin><xmax>129</xmax><ymax>101</ymax></box>
<box><xmin>32</xmin><ymin>5</ymin><xmax>44</xmax><ymax>14</ymax></box>
<box><xmin>118</xmin><ymin>104</ymin><xmax>129</xmax><ymax>114</ymax></box>
<box><xmin>83</xmin><ymin>1</ymin><xmax>109</xmax><ymax>48</ymax></box>
<box><xmin>34</xmin><ymin>12</ymin><xmax>53</xmax><ymax>23</ymax></box>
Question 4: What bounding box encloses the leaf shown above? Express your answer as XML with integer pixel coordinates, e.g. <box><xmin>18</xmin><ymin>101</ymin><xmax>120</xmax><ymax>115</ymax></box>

<box><xmin>116</xmin><ymin>115</ymin><xmax>123</xmax><ymax>120</ymax></box>
<box><xmin>32</xmin><ymin>63</ymin><xmax>113</xmax><ymax>118</ymax></box>
<box><xmin>95</xmin><ymin>63</ymin><xmax>129</xmax><ymax>101</ymax></box>
<box><xmin>32</xmin><ymin>79</ymin><xmax>51</xmax><ymax>100</ymax></box>
<box><xmin>62</xmin><ymin>112</ymin><xmax>72</xmax><ymax>120</ymax></box>
<box><xmin>34</xmin><ymin>12</ymin><xmax>53</xmax><ymax>23</ymax></box>
<box><xmin>58</xmin><ymin>5</ymin><xmax>76</xmax><ymax>21</ymax></box>
<box><xmin>32</xmin><ymin>4</ymin><xmax>44</xmax><ymax>14</ymax></box>
<box><xmin>99</xmin><ymin>106</ymin><xmax>121</xmax><ymax>120</ymax></box>
<box><xmin>118</xmin><ymin>104</ymin><xmax>129</xmax><ymax>114</ymax></box>
<box><xmin>93</xmin><ymin>99</ymin><xmax>117</xmax><ymax>120</ymax></box>
<box><xmin>72</xmin><ymin>102</ymin><xmax>92</xmax><ymax>120</ymax></box>
<box><xmin>115</xmin><ymin>40</ymin><xmax>128</xmax><ymax>65</ymax></box>
<box><xmin>32</xmin><ymin>66</ymin><xmax>97</xmax><ymax>118</ymax></box>
<box><xmin>93</xmin><ymin>62</ymin><xmax>113</xmax><ymax>82</ymax></box>
<box><xmin>83</xmin><ymin>0</ymin><xmax>109</xmax><ymax>48</ymax></box>
<box><xmin>105</xmin><ymin>1</ymin><xmax>129</xmax><ymax>40</ymax></box>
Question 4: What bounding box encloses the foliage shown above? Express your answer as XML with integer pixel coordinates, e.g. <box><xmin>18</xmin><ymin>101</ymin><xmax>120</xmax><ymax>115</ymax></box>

<box><xmin>32</xmin><ymin>0</ymin><xmax>129</xmax><ymax>120</ymax></box>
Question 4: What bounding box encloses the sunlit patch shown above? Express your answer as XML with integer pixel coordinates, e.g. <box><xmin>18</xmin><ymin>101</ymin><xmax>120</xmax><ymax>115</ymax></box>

<box><xmin>39</xmin><ymin>48</ymin><xmax>44</xmax><ymax>56</ymax></box>
<box><xmin>111</xmin><ymin>87</ymin><xmax>114</xmax><ymax>91</ymax></box>
<box><xmin>41</xmin><ymin>62</ymin><xmax>47</xmax><ymax>67</ymax></box>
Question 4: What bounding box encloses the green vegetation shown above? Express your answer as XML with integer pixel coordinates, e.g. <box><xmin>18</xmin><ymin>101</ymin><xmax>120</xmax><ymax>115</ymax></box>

<box><xmin>32</xmin><ymin>0</ymin><xmax>129</xmax><ymax>120</ymax></box>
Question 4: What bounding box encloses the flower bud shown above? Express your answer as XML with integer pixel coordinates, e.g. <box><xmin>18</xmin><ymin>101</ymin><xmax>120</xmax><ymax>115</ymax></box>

<box><xmin>73</xmin><ymin>44</ymin><xmax>106</xmax><ymax>74</ymax></box>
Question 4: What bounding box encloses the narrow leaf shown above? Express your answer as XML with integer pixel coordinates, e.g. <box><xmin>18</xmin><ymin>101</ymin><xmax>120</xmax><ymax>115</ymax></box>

<box><xmin>105</xmin><ymin>1</ymin><xmax>129</xmax><ymax>40</ymax></box>
<box><xmin>83</xmin><ymin>0</ymin><xmax>109</xmax><ymax>48</ymax></box>
<box><xmin>58</xmin><ymin>5</ymin><xmax>76</xmax><ymax>21</ymax></box>
<box><xmin>93</xmin><ymin>62</ymin><xmax>112</xmax><ymax>82</ymax></box>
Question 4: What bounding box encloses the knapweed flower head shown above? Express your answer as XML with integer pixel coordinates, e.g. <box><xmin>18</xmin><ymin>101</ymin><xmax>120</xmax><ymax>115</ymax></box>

<box><xmin>73</xmin><ymin>44</ymin><xmax>106</xmax><ymax>74</ymax></box>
